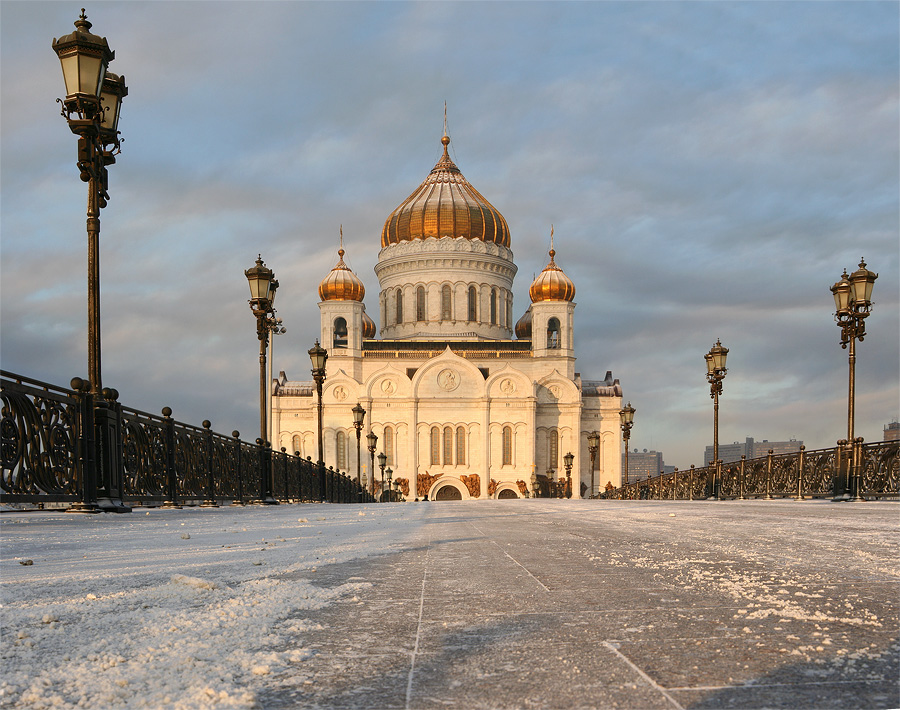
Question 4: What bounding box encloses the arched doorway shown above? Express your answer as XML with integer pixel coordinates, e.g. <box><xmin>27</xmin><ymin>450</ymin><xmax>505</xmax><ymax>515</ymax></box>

<box><xmin>497</xmin><ymin>488</ymin><xmax>518</xmax><ymax>499</ymax></box>
<box><xmin>434</xmin><ymin>485</ymin><xmax>462</xmax><ymax>501</ymax></box>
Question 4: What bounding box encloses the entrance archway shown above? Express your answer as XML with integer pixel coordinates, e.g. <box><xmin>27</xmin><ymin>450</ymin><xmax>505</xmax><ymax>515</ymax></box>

<box><xmin>434</xmin><ymin>485</ymin><xmax>462</xmax><ymax>501</ymax></box>
<box><xmin>498</xmin><ymin>488</ymin><xmax>518</xmax><ymax>499</ymax></box>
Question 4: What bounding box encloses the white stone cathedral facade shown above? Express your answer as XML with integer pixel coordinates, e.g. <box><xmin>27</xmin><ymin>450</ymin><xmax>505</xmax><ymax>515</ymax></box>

<box><xmin>272</xmin><ymin>134</ymin><xmax>623</xmax><ymax>500</ymax></box>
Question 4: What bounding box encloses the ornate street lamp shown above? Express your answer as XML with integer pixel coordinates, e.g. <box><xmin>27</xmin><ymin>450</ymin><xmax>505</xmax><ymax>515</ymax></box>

<box><xmin>366</xmin><ymin>431</ymin><xmax>378</xmax><ymax>497</ymax></box>
<box><xmin>53</xmin><ymin>10</ymin><xmax>127</xmax><ymax>395</ymax></box>
<box><xmin>377</xmin><ymin>451</ymin><xmax>387</xmax><ymax>501</ymax></box>
<box><xmin>530</xmin><ymin>472</ymin><xmax>540</xmax><ymax>499</ymax></box>
<box><xmin>832</xmin><ymin>259</ymin><xmax>877</xmax><ymax>501</ymax></box>
<box><xmin>563</xmin><ymin>452</ymin><xmax>574</xmax><ymax>499</ymax></box>
<box><xmin>705</xmin><ymin>339</ymin><xmax>728</xmax><ymax>500</ymax></box>
<box><xmin>308</xmin><ymin>340</ymin><xmax>328</xmax><ymax>467</ymax></box>
<box><xmin>587</xmin><ymin>431</ymin><xmax>600</xmax><ymax>498</ymax></box>
<box><xmin>619</xmin><ymin>403</ymin><xmax>635</xmax><ymax>487</ymax></box>
<box><xmin>385</xmin><ymin>467</ymin><xmax>393</xmax><ymax>502</ymax></box>
<box><xmin>245</xmin><ymin>256</ymin><xmax>278</xmax><ymax>504</ymax></box>
<box><xmin>352</xmin><ymin>403</ymin><xmax>366</xmax><ymax>491</ymax></box>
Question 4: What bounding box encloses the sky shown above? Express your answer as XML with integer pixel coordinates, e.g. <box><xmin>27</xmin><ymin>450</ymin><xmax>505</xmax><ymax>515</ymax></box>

<box><xmin>1</xmin><ymin>1</ymin><xmax>897</xmax><ymax>470</ymax></box>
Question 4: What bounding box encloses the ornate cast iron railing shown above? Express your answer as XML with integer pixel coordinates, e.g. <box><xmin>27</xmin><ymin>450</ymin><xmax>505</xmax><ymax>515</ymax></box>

<box><xmin>1</xmin><ymin>371</ymin><xmax>374</xmax><ymax>510</ymax></box>
<box><xmin>603</xmin><ymin>443</ymin><xmax>898</xmax><ymax>501</ymax></box>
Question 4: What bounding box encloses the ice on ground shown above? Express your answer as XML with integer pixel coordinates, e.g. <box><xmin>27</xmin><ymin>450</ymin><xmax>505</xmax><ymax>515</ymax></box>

<box><xmin>0</xmin><ymin>503</ymin><xmax>421</xmax><ymax>709</ymax></box>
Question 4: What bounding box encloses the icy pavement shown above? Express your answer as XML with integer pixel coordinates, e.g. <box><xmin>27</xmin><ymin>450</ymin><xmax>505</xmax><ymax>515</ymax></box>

<box><xmin>1</xmin><ymin>500</ymin><xmax>898</xmax><ymax>709</ymax></box>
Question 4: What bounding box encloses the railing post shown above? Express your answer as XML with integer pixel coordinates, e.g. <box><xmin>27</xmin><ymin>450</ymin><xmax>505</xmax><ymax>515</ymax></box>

<box><xmin>833</xmin><ymin>439</ymin><xmax>849</xmax><ymax>500</ymax></box>
<box><xmin>94</xmin><ymin>387</ymin><xmax>130</xmax><ymax>512</ymax></box>
<box><xmin>161</xmin><ymin>407</ymin><xmax>181</xmax><ymax>509</ymax></box>
<box><xmin>765</xmin><ymin>449</ymin><xmax>774</xmax><ymax>499</ymax></box>
<box><xmin>689</xmin><ymin>465</ymin><xmax>694</xmax><ymax>501</ymax></box>
<box><xmin>796</xmin><ymin>445</ymin><xmax>806</xmax><ymax>500</ymax></box>
<box><xmin>233</xmin><ymin>431</ymin><xmax>244</xmax><ymax>505</ymax></box>
<box><xmin>739</xmin><ymin>455</ymin><xmax>746</xmax><ymax>500</ymax></box>
<box><xmin>67</xmin><ymin>377</ymin><xmax>101</xmax><ymax>514</ymax></box>
<box><xmin>673</xmin><ymin>468</ymin><xmax>677</xmax><ymax>500</ymax></box>
<box><xmin>849</xmin><ymin>437</ymin><xmax>865</xmax><ymax>501</ymax></box>
<box><xmin>200</xmin><ymin>421</ymin><xmax>218</xmax><ymax>507</ymax></box>
<box><xmin>318</xmin><ymin>460</ymin><xmax>327</xmax><ymax>502</ymax></box>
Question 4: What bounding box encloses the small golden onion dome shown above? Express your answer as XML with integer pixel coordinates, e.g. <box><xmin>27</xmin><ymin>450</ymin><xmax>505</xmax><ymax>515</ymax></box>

<box><xmin>515</xmin><ymin>307</ymin><xmax>532</xmax><ymax>339</ymax></box>
<box><xmin>361</xmin><ymin>310</ymin><xmax>377</xmax><ymax>339</ymax></box>
<box><xmin>381</xmin><ymin>134</ymin><xmax>510</xmax><ymax>248</ymax></box>
<box><xmin>318</xmin><ymin>248</ymin><xmax>365</xmax><ymax>302</ymax></box>
<box><xmin>529</xmin><ymin>248</ymin><xmax>575</xmax><ymax>303</ymax></box>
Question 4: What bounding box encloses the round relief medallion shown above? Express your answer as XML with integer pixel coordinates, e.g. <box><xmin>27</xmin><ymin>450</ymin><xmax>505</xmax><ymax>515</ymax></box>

<box><xmin>500</xmin><ymin>378</ymin><xmax>516</xmax><ymax>395</ymax></box>
<box><xmin>380</xmin><ymin>379</ymin><xmax>396</xmax><ymax>395</ymax></box>
<box><xmin>333</xmin><ymin>386</ymin><xmax>348</xmax><ymax>401</ymax></box>
<box><xmin>548</xmin><ymin>385</ymin><xmax>561</xmax><ymax>400</ymax></box>
<box><xmin>437</xmin><ymin>368</ymin><xmax>460</xmax><ymax>392</ymax></box>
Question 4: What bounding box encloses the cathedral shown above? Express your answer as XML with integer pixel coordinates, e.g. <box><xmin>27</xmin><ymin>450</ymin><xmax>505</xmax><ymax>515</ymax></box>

<box><xmin>271</xmin><ymin>132</ymin><xmax>623</xmax><ymax>500</ymax></box>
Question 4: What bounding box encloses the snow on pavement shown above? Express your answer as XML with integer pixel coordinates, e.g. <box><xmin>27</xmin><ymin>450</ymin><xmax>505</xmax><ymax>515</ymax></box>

<box><xmin>1</xmin><ymin>503</ymin><xmax>426</xmax><ymax>709</ymax></box>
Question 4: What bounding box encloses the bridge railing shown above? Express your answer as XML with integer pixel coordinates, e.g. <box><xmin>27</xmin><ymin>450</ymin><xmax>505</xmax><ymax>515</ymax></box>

<box><xmin>603</xmin><ymin>442</ymin><xmax>898</xmax><ymax>501</ymax></box>
<box><xmin>1</xmin><ymin>371</ymin><xmax>374</xmax><ymax>510</ymax></box>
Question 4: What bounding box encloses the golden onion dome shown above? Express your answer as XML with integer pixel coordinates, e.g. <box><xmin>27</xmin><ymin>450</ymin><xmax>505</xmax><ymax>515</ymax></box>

<box><xmin>318</xmin><ymin>247</ymin><xmax>365</xmax><ymax>302</ymax></box>
<box><xmin>514</xmin><ymin>307</ymin><xmax>532</xmax><ymax>339</ymax></box>
<box><xmin>381</xmin><ymin>134</ymin><xmax>510</xmax><ymax>248</ymax></box>
<box><xmin>529</xmin><ymin>247</ymin><xmax>575</xmax><ymax>303</ymax></box>
<box><xmin>361</xmin><ymin>310</ymin><xmax>377</xmax><ymax>339</ymax></box>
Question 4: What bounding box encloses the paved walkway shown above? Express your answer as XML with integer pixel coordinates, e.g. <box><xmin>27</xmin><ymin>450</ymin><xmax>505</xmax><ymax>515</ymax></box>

<box><xmin>260</xmin><ymin>500</ymin><xmax>898</xmax><ymax>710</ymax></box>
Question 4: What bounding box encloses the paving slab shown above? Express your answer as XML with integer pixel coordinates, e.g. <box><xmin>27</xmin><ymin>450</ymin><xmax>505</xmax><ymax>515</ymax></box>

<box><xmin>256</xmin><ymin>500</ymin><xmax>899</xmax><ymax>709</ymax></box>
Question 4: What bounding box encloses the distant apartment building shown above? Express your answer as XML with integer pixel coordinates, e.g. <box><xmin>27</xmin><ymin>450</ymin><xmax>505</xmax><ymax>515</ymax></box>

<box><xmin>704</xmin><ymin>437</ymin><xmax>803</xmax><ymax>465</ymax></box>
<box><xmin>623</xmin><ymin>449</ymin><xmax>675</xmax><ymax>482</ymax></box>
<box><xmin>885</xmin><ymin>422</ymin><xmax>899</xmax><ymax>442</ymax></box>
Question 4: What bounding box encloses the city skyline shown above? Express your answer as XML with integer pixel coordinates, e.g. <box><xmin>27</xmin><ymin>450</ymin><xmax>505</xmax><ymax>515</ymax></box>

<box><xmin>1</xmin><ymin>1</ymin><xmax>897</xmax><ymax>470</ymax></box>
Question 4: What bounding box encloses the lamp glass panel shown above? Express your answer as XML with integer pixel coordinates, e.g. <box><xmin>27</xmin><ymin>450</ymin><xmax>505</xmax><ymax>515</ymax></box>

<box><xmin>850</xmin><ymin>275</ymin><xmax>875</xmax><ymax>305</ymax></box>
<box><xmin>77</xmin><ymin>54</ymin><xmax>105</xmax><ymax>96</ymax></box>
<box><xmin>99</xmin><ymin>88</ymin><xmax>121</xmax><ymax>130</ymax></box>
<box><xmin>59</xmin><ymin>53</ymin><xmax>82</xmax><ymax>97</ymax></box>
<box><xmin>624</xmin><ymin>407</ymin><xmax>634</xmax><ymax>424</ymax></box>
<box><xmin>705</xmin><ymin>353</ymin><xmax>715</xmax><ymax>374</ymax></box>
<box><xmin>712</xmin><ymin>349</ymin><xmax>727</xmax><ymax>370</ymax></box>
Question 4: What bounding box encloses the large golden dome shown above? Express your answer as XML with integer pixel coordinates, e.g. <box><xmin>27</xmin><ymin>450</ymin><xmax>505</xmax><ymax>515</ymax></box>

<box><xmin>381</xmin><ymin>135</ymin><xmax>510</xmax><ymax>248</ymax></box>
<box><xmin>529</xmin><ymin>247</ymin><xmax>575</xmax><ymax>303</ymax></box>
<box><xmin>319</xmin><ymin>247</ymin><xmax>365</xmax><ymax>302</ymax></box>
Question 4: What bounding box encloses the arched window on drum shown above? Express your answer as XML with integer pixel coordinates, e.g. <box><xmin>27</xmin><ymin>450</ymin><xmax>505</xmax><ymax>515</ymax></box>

<box><xmin>333</xmin><ymin>317</ymin><xmax>348</xmax><ymax>348</ymax></box>
<box><xmin>547</xmin><ymin>317</ymin><xmax>560</xmax><ymax>349</ymax></box>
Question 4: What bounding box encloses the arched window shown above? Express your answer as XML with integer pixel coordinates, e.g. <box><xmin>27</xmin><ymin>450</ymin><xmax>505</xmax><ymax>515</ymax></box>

<box><xmin>490</xmin><ymin>288</ymin><xmax>497</xmax><ymax>325</ymax></box>
<box><xmin>384</xmin><ymin>426</ymin><xmax>394</xmax><ymax>466</ymax></box>
<box><xmin>441</xmin><ymin>285</ymin><xmax>452</xmax><ymax>321</ymax></box>
<box><xmin>395</xmin><ymin>289</ymin><xmax>403</xmax><ymax>324</ymax></box>
<box><xmin>467</xmin><ymin>286</ymin><xmax>477</xmax><ymax>321</ymax></box>
<box><xmin>336</xmin><ymin>431</ymin><xmax>347</xmax><ymax>471</ymax></box>
<box><xmin>430</xmin><ymin>426</ymin><xmax>440</xmax><ymax>466</ymax></box>
<box><xmin>549</xmin><ymin>430</ymin><xmax>559</xmax><ymax>472</ymax></box>
<box><xmin>456</xmin><ymin>426</ymin><xmax>466</xmax><ymax>465</ymax></box>
<box><xmin>292</xmin><ymin>435</ymin><xmax>302</xmax><ymax>456</ymax></box>
<box><xmin>333</xmin><ymin>317</ymin><xmax>348</xmax><ymax>348</ymax></box>
<box><xmin>506</xmin><ymin>295</ymin><xmax>512</xmax><ymax>330</ymax></box>
<box><xmin>416</xmin><ymin>286</ymin><xmax>426</xmax><ymax>322</ymax></box>
<box><xmin>547</xmin><ymin>317</ymin><xmax>560</xmax><ymax>349</ymax></box>
<box><xmin>443</xmin><ymin>427</ymin><xmax>453</xmax><ymax>465</ymax></box>
<box><xmin>502</xmin><ymin>426</ymin><xmax>513</xmax><ymax>465</ymax></box>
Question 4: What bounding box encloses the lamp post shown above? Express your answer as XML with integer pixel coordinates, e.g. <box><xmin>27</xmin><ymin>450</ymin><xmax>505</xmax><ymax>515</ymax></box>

<box><xmin>53</xmin><ymin>11</ymin><xmax>127</xmax><ymax>395</ymax></box>
<box><xmin>563</xmin><ymin>452</ymin><xmax>574</xmax><ymax>499</ymax></box>
<box><xmin>530</xmin><ymin>472</ymin><xmax>540</xmax><ymax>499</ymax></box>
<box><xmin>385</xmin><ymin>467</ymin><xmax>393</xmax><ymax>502</ymax></box>
<box><xmin>619</xmin><ymin>403</ymin><xmax>635</xmax><ymax>486</ymax></box>
<box><xmin>366</xmin><ymin>431</ymin><xmax>378</xmax><ymax>497</ymax></box>
<box><xmin>587</xmin><ymin>431</ymin><xmax>600</xmax><ymax>498</ymax></box>
<box><xmin>831</xmin><ymin>260</ymin><xmax>877</xmax><ymax>501</ymax></box>
<box><xmin>308</xmin><ymin>340</ymin><xmax>328</xmax><ymax>464</ymax></box>
<box><xmin>377</xmin><ymin>451</ymin><xmax>387</xmax><ymax>501</ymax></box>
<box><xmin>705</xmin><ymin>340</ymin><xmax>728</xmax><ymax>500</ymax></box>
<box><xmin>352</xmin><ymin>403</ymin><xmax>366</xmax><ymax>490</ymax></box>
<box><xmin>245</xmin><ymin>257</ymin><xmax>279</xmax><ymax>504</ymax></box>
